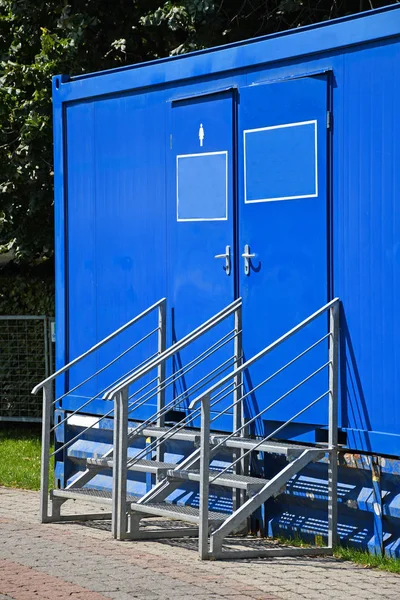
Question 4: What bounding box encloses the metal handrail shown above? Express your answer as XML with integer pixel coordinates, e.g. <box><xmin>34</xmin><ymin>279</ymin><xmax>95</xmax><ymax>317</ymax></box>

<box><xmin>139</xmin><ymin>335</ymin><xmax>331</xmax><ymax>478</ymax></box>
<box><xmin>121</xmin><ymin>332</ymin><xmax>239</xmax><ymax>445</ymax></box>
<box><xmin>209</xmin><ymin>332</ymin><xmax>330</xmax><ymax>424</ymax></box>
<box><xmin>32</xmin><ymin>298</ymin><xmax>166</xmax><ymax>394</ymax></box>
<box><xmin>126</xmin><ymin>352</ymin><xmax>236</xmax><ymax>442</ymax></box>
<box><xmin>54</xmin><ymin>328</ymin><xmax>159</xmax><ymax>404</ymax></box>
<box><xmin>211</xmin><ymin>360</ymin><xmax>330</xmax><ymax>451</ymax></box>
<box><xmin>112</xmin><ymin>299</ymin><xmax>243</xmax><ymax>539</ymax></box>
<box><xmin>38</xmin><ymin>297</ymin><xmax>167</xmax><ymax>523</ymax></box>
<box><xmin>189</xmin><ymin>299</ymin><xmax>338</xmax><ymax>474</ymax></box>
<box><xmin>138</xmin><ymin>336</ymin><xmax>331</xmax><ymax>473</ymax></box>
<box><xmin>210</xmin><ymin>391</ymin><xmax>330</xmax><ymax>484</ymax></box>
<box><xmin>104</xmin><ymin>298</ymin><xmax>242</xmax><ymax>400</ymax></box>
<box><xmin>49</xmin><ymin>355</ymin><xmax>159</xmax><ymax>434</ymax></box>
<box><xmin>208</xmin><ymin>368</ymin><xmax>330</xmax><ymax>483</ymax></box>
<box><xmin>120</xmin><ymin>347</ymin><xmax>238</xmax><ymax>465</ymax></box>
<box><xmin>189</xmin><ymin>298</ymin><xmax>339</xmax><ymax>411</ymax></box>
<box><xmin>57</xmin><ymin>351</ymin><xmax>235</xmax><ymax>459</ymax></box>
<box><xmin>195</xmin><ymin>298</ymin><xmax>340</xmax><ymax>557</ymax></box>
<box><xmin>126</xmin><ymin>381</ymin><xmax>235</xmax><ymax>469</ymax></box>
<box><xmin>124</xmin><ymin>328</ymin><xmax>237</xmax><ymax>405</ymax></box>
<box><xmin>125</xmin><ymin>358</ymin><xmax>237</xmax><ymax>468</ymax></box>
<box><xmin>55</xmin><ymin>305</ymin><xmax>241</xmax><ymax>462</ymax></box>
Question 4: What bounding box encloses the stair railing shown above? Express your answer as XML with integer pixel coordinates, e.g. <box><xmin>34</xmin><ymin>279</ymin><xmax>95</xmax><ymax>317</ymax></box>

<box><xmin>188</xmin><ymin>298</ymin><xmax>340</xmax><ymax>559</ymax></box>
<box><xmin>58</xmin><ymin>300</ymin><xmax>243</xmax><ymax>508</ymax></box>
<box><xmin>34</xmin><ymin>296</ymin><xmax>243</xmax><ymax>526</ymax></box>
<box><xmin>55</xmin><ymin>327</ymin><xmax>238</xmax><ymax>495</ymax></box>
<box><xmin>32</xmin><ymin>298</ymin><xmax>167</xmax><ymax>523</ymax></box>
<box><xmin>108</xmin><ymin>298</ymin><xmax>243</xmax><ymax>539</ymax></box>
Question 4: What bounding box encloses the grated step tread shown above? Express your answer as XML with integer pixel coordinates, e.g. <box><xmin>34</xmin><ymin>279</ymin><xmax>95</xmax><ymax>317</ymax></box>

<box><xmin>131</xmin><ymin>459</ymin><xmax>177</xmax><ymax>469</ymax></box>
<box><xmin>87</xmin><ymin>457</ymin><xmax>177</xmax><ymax>472</ymax></box>
<box><xmin>52</xmin><ymin>488</ymin><xmax>140</xmax><ymax>505</ymax></box>
<box><xmin>130</xmin><ymin>501</ymin><xmax>227</xmax><ymax>524</ymax></box>
<box><xmin>213</xmin><ymin>435</ymin><xmax>322</xmax><ymax>457</ymax></box>
<box><xmin>140</xmin><ymin>426</ymin><xmax>199</xmax><ymax>441</ymax></box>
<box><xmin>168</xmin><ymin>468</ymin><xmax>267</xmax><ymax>490</ymax></box>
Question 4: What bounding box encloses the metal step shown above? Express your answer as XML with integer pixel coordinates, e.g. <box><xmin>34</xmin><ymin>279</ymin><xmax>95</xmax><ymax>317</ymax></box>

<box><xmin>86</xmin><ymin>457</ymin><xmax>176</xmax><ymax>475</ymax></box>
<box><xmin>129</xmin><ymin>501</ymin><xmax>227</xmax><ymax>525</ymax></box>
<box><xmin>211</xmin><ymin>435</ymin><xmax>323</xmax><ymax>459</ymax></box>
<box><xmin>51</xmin><ymin>488</ymin><xmax>139</xmax><ymax>505</ymax></box>
<box><xmin>139</xmin><ymin>425</ymin><xmax>199</xmax><ymax>443</ymax></box>
<box><xmin>167</xmin><ymin>468</ymin><xmax>267</xmax><ymax>492</ymax></box>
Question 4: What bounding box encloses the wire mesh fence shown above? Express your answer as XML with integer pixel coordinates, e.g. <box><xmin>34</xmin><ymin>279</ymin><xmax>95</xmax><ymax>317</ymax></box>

<box><xmin>0</xmin><ymin>316</ymin><xmax>54</xmax><ymax>421</ymax></box>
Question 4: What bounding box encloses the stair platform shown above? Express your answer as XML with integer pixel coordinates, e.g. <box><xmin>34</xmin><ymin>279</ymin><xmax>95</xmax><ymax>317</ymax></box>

<box><xmin>167</xmin><ymin>468</ymin><xmax>267</xmax><ymax>492</ymax></box>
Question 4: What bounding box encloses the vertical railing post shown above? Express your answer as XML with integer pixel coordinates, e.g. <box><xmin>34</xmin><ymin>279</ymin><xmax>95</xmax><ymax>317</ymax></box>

<box><xmin>328</xmin><ymin>301</ymin><xmax>339</xmax><ymax>549</ymax></box>
<box><xmin>156</xmin><ymin>300</ymin><xmax>167</xmax><ymax>473</ymax></box>
<box><xmin>199</xmin><ymin>393</ymin><xmax>211</xmax><ymax>560</ymax></box>
<box><xmin>43</xmin><ymin>318</ymin><xmax>50</xmax><ymax>379</ymax></box>
<box><xmin>157</xmin><ymin>299</ymin><xmax>167</xmax><ymax>425</ymax></box>
<box><xmin>371</xmin><ymin>456</ymin><xmax>383</xmax><ymax>556</ymax></box>
<box><xmin>112</xmin><ymin>387</ymin><xmax>128</xmax><ymax>540</ymax></box>
<box><xmin>40</xmin><ymin>382</ymin><xmax>52</xmax><ymax>523</ymax></box>
<box><xmin>233</xmin><ymin>303</ymin><xmax>244</xmax><ymax>511</ymax></box>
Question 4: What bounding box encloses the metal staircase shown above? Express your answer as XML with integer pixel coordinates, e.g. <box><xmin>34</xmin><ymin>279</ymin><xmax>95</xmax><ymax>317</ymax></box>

<box><xmin>33</xmin><ymin>296</ymin><xmax>340</xmax><ymax>560</ymax></box>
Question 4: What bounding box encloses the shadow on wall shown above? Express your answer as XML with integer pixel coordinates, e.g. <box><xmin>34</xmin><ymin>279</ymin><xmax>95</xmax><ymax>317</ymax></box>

<box><xmin>340</xmin><ymin>308</ymin><xmax>372</xmax><ymax>452</ymax></box>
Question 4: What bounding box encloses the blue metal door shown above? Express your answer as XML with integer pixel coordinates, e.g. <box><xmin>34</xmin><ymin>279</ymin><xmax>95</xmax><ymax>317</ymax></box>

<box><xmin>238</xmin><ymin>76</ymin><xmax>330</xmax><ymax>436</ymax></box>
<box><xmin>64</xmin><ymin>97</ymin><xmax>167</xmax><ymax>416</ymax></box>
<box><xmin>168</xmin><ymin>92</ymin><xmax>236</xmax><ymax>425</ymax></box>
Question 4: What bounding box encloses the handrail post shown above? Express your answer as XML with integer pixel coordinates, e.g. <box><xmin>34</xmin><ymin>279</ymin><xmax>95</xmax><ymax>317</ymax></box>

<box><xmin>233</xmin><ymin>302</ymin><xmax>243</xmax><ymax>434</ymax></box>
<box><xmin>112</xmin><ymin>387</ymin><xmax>128</xmax><ymax>540</ymax></box>
<box><xmin>328</xmin><ymin>301</ymin><xmax>339</xmax><ymax>549</ymax></box>
<box><xmin>233</xmin><ymin>302</ymin><xmax>245</xmax><ymax>511</ymax></box>
<box><xmin>40</xmin><ymin>382</ymin><xmax>52</xmax><ymax>523</ymax></box>
<box><xmin>156</xmin><ymin>300</ymin><xmax>167</xmax><ymax>473</ymax></box>
<box><xmin>199</xmin><ymin>393</ymin><xmax>211</xmax><ymax>560</ymax></box>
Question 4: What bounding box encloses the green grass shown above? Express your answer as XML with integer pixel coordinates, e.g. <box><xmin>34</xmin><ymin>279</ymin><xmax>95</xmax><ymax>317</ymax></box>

<box><xmin>335</xmin><ymin>546</ymin><xmax>400</xmax><ymax>574</ymax></box>
<box><xmin>274</xmin><ymin>534</ymin><xmax>400</xmax><ymax>573</ymax></box>
<box><xmin>0</xmin><ymin>423</ymin><xmax>50</xmax><ymax>490</ymax></box>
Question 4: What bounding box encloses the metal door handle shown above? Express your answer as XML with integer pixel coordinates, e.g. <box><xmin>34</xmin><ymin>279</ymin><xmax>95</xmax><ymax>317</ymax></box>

<box><xmin>242</xmin><ymin>244</ymin><xmax>255</xmax><ymax>275</ymax></box>
<box><xmin>215</xmin><ymin>245</ymin><xmax>231</xmax><ymax>276</ymax></box>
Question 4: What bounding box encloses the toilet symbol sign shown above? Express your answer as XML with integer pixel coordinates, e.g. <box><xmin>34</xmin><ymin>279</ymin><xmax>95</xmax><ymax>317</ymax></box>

<box><xmin>199</xmin><ymin>123</ymin><xmax>205</xmax><ymax>147</ymax></box>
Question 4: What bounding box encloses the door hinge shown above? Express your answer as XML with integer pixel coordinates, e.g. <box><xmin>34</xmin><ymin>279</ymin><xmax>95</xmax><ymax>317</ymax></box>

<box><xmin>170</xmin><ymin>134</ymin><xmax>173</xmax><ymax>149</ymax></box>
<box><xmin>326</xmin><ymin>111</ymin><xmax>332</xmax><ymax>130</ymax></box>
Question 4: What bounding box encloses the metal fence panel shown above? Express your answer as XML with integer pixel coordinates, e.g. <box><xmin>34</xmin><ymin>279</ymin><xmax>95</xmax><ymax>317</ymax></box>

<box><xmin>0</xmin><ymin>316</ymin><xmax>54</xmax><ymax>421</ymax></box>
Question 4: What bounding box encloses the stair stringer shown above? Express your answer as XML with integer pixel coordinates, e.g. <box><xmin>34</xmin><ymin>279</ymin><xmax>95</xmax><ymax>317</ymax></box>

<box><xmin>209</xmin><ymin>448</ymin><xmax>325</xmax><ymax>557</ymax></box>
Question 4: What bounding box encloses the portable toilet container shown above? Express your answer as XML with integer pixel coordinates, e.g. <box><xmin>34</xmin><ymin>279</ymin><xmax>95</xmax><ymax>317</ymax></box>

<box><xmin>39</xmin><ymin>5</ymin><xmax>400</xmax><ymax>557</ymax></box>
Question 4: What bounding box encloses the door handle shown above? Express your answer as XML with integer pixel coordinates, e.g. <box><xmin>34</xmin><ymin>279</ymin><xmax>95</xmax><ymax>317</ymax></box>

<box><xmin>215</xmin><ymin>245</ymin><xmax>231</xmax><ymax>276</ymax></box>
<box><xmin>242</xmin><ymin>244</ymin><xmax>255</xmax><ymax>276</ymax></box>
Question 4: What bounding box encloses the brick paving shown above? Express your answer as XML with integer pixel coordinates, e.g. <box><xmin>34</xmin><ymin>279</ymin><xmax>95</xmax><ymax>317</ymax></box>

<box><xmin>0</xmin><ymin>487</ymin><xmax>399</xmax><ymax>599</ymax></box>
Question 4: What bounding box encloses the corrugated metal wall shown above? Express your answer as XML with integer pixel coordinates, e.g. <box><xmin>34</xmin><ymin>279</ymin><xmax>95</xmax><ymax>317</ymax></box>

<box><xmin>54</xmin><ymin>7</ymin><xmax>400</xmax><ymax>555</ymax></box>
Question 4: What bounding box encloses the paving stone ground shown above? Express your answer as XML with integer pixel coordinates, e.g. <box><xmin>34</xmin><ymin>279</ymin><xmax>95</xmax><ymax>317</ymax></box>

<box><xmin>0</xmin><ymin>487</ymin><xmax>399</xmax><ymax>600</ymax></box>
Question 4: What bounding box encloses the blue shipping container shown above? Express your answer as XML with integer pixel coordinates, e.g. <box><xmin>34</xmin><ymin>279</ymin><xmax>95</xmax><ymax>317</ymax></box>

<box><xmin>51</xmin><ymin>5</ymin><xmax>400</xmax><ymax>556</ymax></box>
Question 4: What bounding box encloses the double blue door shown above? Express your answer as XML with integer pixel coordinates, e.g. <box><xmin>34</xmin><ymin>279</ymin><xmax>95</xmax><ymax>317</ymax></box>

<box><xmin>170</xmin><ymin>75</ymin><xmax>330</xmax><ymax>431</ymax></box>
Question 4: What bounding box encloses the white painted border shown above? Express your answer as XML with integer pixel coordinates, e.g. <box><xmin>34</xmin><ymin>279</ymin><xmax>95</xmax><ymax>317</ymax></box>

<box><xmin>176</xmin><ymin>151</ymin><xmax>229</xmax><ymax>222</ymax></box>
<box><xmin>243</xmin><ymin>120</ymin><xmax>318</xmax><ymax>204</ymax></box>
<box><xmin>67</xmin><ymin>414</ymin><xmax>100</xmax><ymax>428</ymax></box>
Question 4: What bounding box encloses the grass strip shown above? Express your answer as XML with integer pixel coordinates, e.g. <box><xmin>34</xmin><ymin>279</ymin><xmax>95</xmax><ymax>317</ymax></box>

<box><xmin>335</xmin><ymin>546</ymin><xmax>400</xmax><ymax>574</ymax></box>
<box><xmin>0</xmin><ymin>423</ymin><xmax>53</xmax><ymax>490</ymax></box>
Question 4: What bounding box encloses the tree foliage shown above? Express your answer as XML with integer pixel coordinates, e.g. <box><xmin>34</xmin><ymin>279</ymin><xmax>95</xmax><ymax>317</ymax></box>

<box><xmin>0</xmin><ymin>0</ymin><xmax>396</xmax><ymax>261</ymax></box>
<box><xmin>0</xmin><ymin>261</ymin><xmax>54</xmax><ymax>314</ymax></box>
